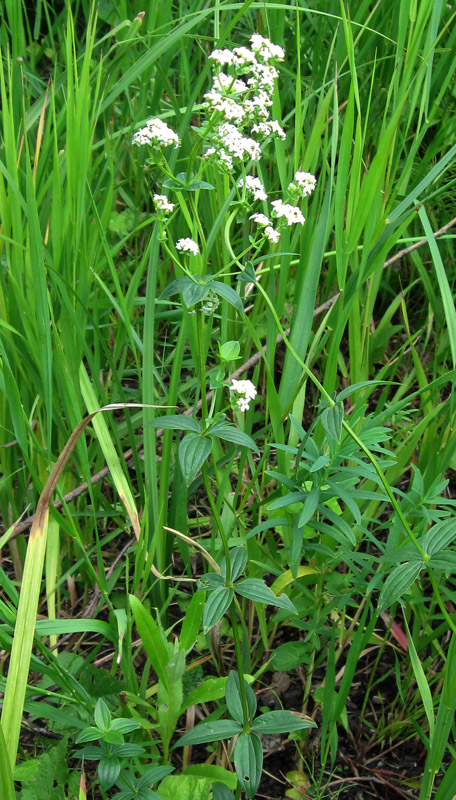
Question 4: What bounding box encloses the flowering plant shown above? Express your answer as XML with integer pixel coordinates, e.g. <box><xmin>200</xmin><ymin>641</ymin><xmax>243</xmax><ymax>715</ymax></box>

<box><xmin>131</xmin><ymin>34</ymin><xmax>317</xmax><ymax>798</ymax></box>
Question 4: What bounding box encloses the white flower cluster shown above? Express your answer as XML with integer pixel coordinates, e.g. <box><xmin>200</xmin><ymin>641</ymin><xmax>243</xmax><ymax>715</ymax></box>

<box><xmin>250</xmin><ymin>213</ymin><xmax>280</xmax><ymax>242</ymax></box>
<box><xmin>229</xmin><ymin>378</ymin><xmax>257</xmax><ymax>412</ymax></box>
<box><xmin>153</xmin><ymin>194</ymin><xmax>174</xmax><ymax>213</ymax></box>
<box><xmin>252</xmin><ymin>120</ymin><xmax>286</xmax><ymax>141</ymax></box>
<box><xmin>132</xmin><ymin>118</ymin><xmax>180</xmax><ymax>148</ymax></box>
<box><xmin>203</xmin><ymin>34</ymin><xmax>286</xmax><ymax>170</ymax></box>
<box><xmin>271</xmin><ymin>199</ymin><xmax>306</xmax><ymax>226</ymax></box>
<box><xmin>288</xmin><ymin>171</ymin><xmax>317</xmax><ymax>198</ymax></box>
<box><xmin>176</xmin><ymin>238</ymin><xmax>199</xmax><ymax>255</ymax></box>
<box><xmin>238</xmin><ymin>175</ymin><xmax>267</xmax><ymax>201</ymax></box>
<box><xmin>205</xmin><ymin>123</ymin><xmax>261</xmax><ymax>170</ymax></box>
<box><xmin>250</xmin><ymin>34</ymin><xmax>285</xmax><ymax>62</ymax></box>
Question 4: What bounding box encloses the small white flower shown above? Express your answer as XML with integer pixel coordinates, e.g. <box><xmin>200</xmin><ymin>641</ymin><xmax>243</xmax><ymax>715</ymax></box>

<box><xmin>288</xmin><ymin>171</ymin><xmax>317</xmax><ymax>197</ymax></box>
<box><xmin>176</xmin><ymin>237</ymin><xmax>199</xmax><ymax>255</ymax></box>
<box><xmin>250</xmin><ymin>213</ymin><xmax>271</xmax><ymax>226</ymax></box>
<box><xmin>265</xmin><ymin>225</ymin><xmax>280</xmax><ymax>242</ymax></box>
<box><xmin>248</xmin><ymin>63</ymin><xmax>279</xmax><ymax>91</ymax></box>
<box><xmin>232</xmin><ymin>46</ymin><xmax>258</xmax><ymax>66</ymax></box>
<box><xmin>238</xmin><ymin>175</ymin><xmax>267</xmax><ymax>201</ymax></box>
<box><xmin>217</xmin><ymin>123</ymin><xmax>261</xmax><ymax>161</ymax></box>
<box><xmin>229</xmin><ymin>378</ymin><xmax>257</xmax><ymax>412</ymax></box>
<box><xmin>153</xmin><ymin>194</ymin><xmax>174</xmax><ymax>213</ymax></box>
<box><xmin>271</xmin><ymin>199</ymin><xmax>305</xmax><ymax>226</ymax></box>
<box><xmin>213</xmin><ymin>73</ymin><xmax>248</xmax><ymax>94</ymax></box>
<box><xmin>203</xmin><ymin>90</ymin><xmax>246</xmax><ymax>123</ymax></box>
<box><xmin>243</xmin><ymin>91</ymin><xmax>272</xmax><ymax>121</ymax></box>
<box><xmin>252</xmin><ymin>120</ymin><xmax>286</xmax><ymax>141</ymax></box>
<box><xmin>250</xmin><ymin>35</ymin><xmax>285</xmax><ymax>62</ymax></box>
<box><xmin>209</xmin><ymin>49</ymin><xmax>236</xmax><ymax>66</ymax></box>
<box><xmin>132</xmin><ymin>118</ymin><xmax>180</xmax><ymax>148</ymax></box>
<box><xmin>203</xmin><ymin>146</ymin><xmax>234</xmax><ymax>171</ymax></box>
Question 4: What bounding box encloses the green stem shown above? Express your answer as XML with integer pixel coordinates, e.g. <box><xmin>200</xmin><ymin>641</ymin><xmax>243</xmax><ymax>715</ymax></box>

<box><xmin>197</xmin><ymin>312</ymin><xmax>209</xmax><ymax>425</ymax></box>
<box><xmin>201</xmin><ymin>464</ymin><xmax>230</xmax><ymax>582</ymax></box>
<box><xmin>230</xmin><ymin>604</ymin><xmax>250</xmax><ymax>727</ymax></box>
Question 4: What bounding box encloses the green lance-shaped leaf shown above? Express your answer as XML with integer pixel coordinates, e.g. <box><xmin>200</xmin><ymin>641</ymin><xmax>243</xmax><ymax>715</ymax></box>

<box><xmin>179</xmin><ymin>433</ymin><xmax>212</xmax><ymax>487</ymax></box>
<box><xmin>180</xmin><ymin>589</ymin><xmax>205</xmax><ymax>652</ymax></box>
<box><xmin>159</xmin><ymin>277</ymin><xmax>194</xmax><ymax>301</ymax></box>
<box><xmin>320</xmin><ymin>401</ymin><xmax>344</xmax><ymax>442</ymax></box>
<box><xmin>225</xmin><ymin>671</ymin><xmax>257</xmax><ymax>725</ymax></box>
<box><xmin>421</xmin><ymin>519</ymin><xmax>456</xmax><ymax>557</ymax></box>
<box><xmin>146</xmin><ymin>415</ymin><xmax>201</xmax><ymax>433</ymax></box>
<box><xmin>198</xmin><ymin>572</ymin><xmax>226</xmax><ymax>591</ymax></box>
<box><xmin>297</xmin><ymin>486</ymin><xmax>321</xmax><ymax>527</ymax></box>
<box><xmin>177</xmin><ymin>719</ymin><xmax>242</xmax><ymax>747</ymax></box>
<box><xmin>233</xmin><ymin>732</ymin><xmax>263</xmax><ymax>799</ymax></box>
<box><xmin>181</xmin><ymin>677</ymin><xmax>227</xmax><ymax>713</ymax></box>
<box><xmin>129</xmin><ymin>594</ymin><xmax>170</xmax><ymax>690</ymax></box>
<box><xmin>209</xmin><ymin>421</ymin><xmax>259</xmax><ymax>452</ymax></box>
<box><xmin>182</xmin><ymin>282</ymin><xmax>210</xmax><ymax>308</ymax></box>
<box><xmin>163</xmin><ymin>172</ymin><xmax>215</xmax><ymax>191</ymax></box>
<box><xmin>221</xmin><ymin>547</ymin><xmax>247</xmax><ymax>583</ymax></box>
<box><xmin>208</xmin><ymin>281</ymin><xmax>244</xmax><ymax>316</ymax></box>
<box><xmin>213</xmin><ymin>783</ymin><xmax>235</xmax><ymax>800</ymax></box>
<box><xmin>203</xmin><ymin>587</ymin><xmax>234</xmax><ymax>633</ymax></box>
<box><xmin>377</xmin><ymin>561</ymin><xmax>422</xmax><ymax>613</ymax></box>
<box><xmin>251</xmin><ymin>710</ymin><xmax>317</xmax><ymax>735</ymax></box>
<box><xmin>234</xmin><ymin>578</ymin><xmax>297</xmax><ymax>615</ymax></box>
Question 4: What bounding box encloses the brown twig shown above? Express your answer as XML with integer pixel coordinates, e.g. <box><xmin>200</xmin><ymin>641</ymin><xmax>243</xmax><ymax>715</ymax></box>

<box><xmin>3</xmin><ymin>215</ymin><xmax>456</xmax><ymax>543</ymax></box>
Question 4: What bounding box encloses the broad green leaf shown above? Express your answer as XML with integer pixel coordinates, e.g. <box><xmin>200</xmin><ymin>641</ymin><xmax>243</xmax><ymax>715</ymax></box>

<box><xmin>75</xmin><ymin>727</ymin><xmax>102</xmax><ymax>744</ymax></box>
<box><xmin>233</xmin><ymin>732</ymin><xmax>262</xmax><ymax>799</ymax></box>
<box><xmin>182</xmin><ymin>282</ymin><xmax>210</xmax><ymax>308</ymax></box>
<box><xmin>234</xmin><ymin>579</ymin><xmax>297</xmax><ymax>615</ymax></box>
<box><xmin>94</xmin><ymin>698</ymin><xmax>111</xmax><ymax>732</ymax></box>
<box><xmin>177</xmin><ymin>719</ymin><xmax>242</xmax><ymax>746</ymax></box>
<box><xmin>209</xmin><ymin>421</ymin><xmax>258</xmax><ymax>452</ymax></box>
<box><xmin>213</xmin><ymin>784</ymin><xmax>235</xmax><ymax>800</ymax></box>
<box><xmin>109</xmin><ymin>719</ymin><xmax>140</xmax><ymax>734</ymax></box>
<box><xmin>221</xmin><ymin>547</ymin><xmax>247</xmax><ymax>583</ymax></box>
<box><xmin>198</xmin><ymin>573</ymin><xmax>225</xmax><ymax>591</ymax></box>
<box><xmin>98</xmin><ymin>756</ymin><xmax>120</xmax><ymax>789</ymax></box>
<box><xmin>181</xmin><ymin>678</ymin><xmax>227</xmax><ymax>713</ymax></box>
<box><xmin>270</xmin><ymin>641</ymin><xmax>312</xmax><ymax>671</ymax></box>
<box><xmin>136</xmin><ymin>765</ymin><xmax>174</xmax><ymax>789</ymax></box>
<box><xmin>179</xmin><ymin>433</ymin><xmax>212</xmax><ymax>486</ymax></box>
<box><xmin>251</xmin><ymin>710</ymin><xmax>316</xmax><ymax>735</ymax></box>
<box><xmin>203</xmin><ymin>587</ymin><xmax>233</xmax><ymax>632</ymax></box>
<box><xmin>219</xmin><ymin>340</ymin><xmax>240</xmax><ymax>362</ymax></box>
<box><xmin>183</xmin><ymin>766</ymin><xmax>236</xmax><ymax>791</ymax></box>
<box><xmin>225</xmin><ymin>671</ymin><xmax>257</xmax><ymax>724</ymax></box>
<box><xmin>158</xmin><ymin>774</ymin><xmax>211</xmax><ymax>800</ymax></box>
<box><xmin>377</xmin><ymin>562</ymin><xmax>422</xmax><ymax>613</ymax></box>
<box><xmin>146</xmin><ymin>416</ymin><xmax>201</xmax><ymax>433</ymax></box>
<box><xmin>159</xmin><ymin>277</ymin><xmax>193</xmax><ymax>301</ymax></box>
